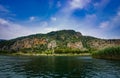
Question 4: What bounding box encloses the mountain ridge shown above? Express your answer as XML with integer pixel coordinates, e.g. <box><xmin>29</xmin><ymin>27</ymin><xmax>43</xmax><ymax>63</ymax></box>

<box><xmin>0</xmin><ymin>30</ymin><xmax>120</xmax><ymax>53</ymax></box>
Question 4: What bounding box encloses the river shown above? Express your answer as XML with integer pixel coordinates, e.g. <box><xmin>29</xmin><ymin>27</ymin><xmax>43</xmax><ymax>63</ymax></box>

<box><xmin>0</xmin><ymin>55</ymin><xmax>120</xmax><ymax>78</ymax></box>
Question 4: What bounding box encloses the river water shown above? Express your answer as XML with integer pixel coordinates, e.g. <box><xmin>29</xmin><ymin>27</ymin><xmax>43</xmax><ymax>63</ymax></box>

<box><xmin>0</xmin><ymin>55</ymin><xmax>120</xmax><ymax>78</ymax></box>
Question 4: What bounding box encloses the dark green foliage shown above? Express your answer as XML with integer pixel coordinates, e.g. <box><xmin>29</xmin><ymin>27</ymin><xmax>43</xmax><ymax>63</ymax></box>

<box><xmin>80</xmin><ymin>36</ymin><xmax>99</xmax><ymax>48</ymax></box>
<box><xmin>0</xmin><ymin>50</ymin><xmax>16</xmax><ymax>54</ymax></box>
<box><xmin>92</xmin><ymin>46</ymin><xmax>120</xmax><ymax>59</ymax></box>
<box><xmin>0</xmin><ymin>40</ymin><xmax>15</xmax><ymax>49</ymax></box>
<box><xmin>92</xmin><ymin>46</ymin><xmax>120</xmax><ymax>56</ymax></box>
<box><xmin>54</xmin><ymin>48</ymin><xmax>89</xmax><ymax>54</ymax></box>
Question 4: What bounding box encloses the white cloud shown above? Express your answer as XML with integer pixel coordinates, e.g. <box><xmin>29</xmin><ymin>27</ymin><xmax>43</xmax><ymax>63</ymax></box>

<box><xmin>40</xmin><ymin>21</ymin><xmax>48</xmax><ymax>27</ymax></box>
<box><xmin>83</xmin><ymin>14</ymin><xmax>97</xmax><ymax>24</ymax></box>
<box><xmin>0</xmin><ymin>4</ymin><xmax>16</xmax><ymax>18</ymax></box>
<box><xmin>0</xmin><ymin>18</ymin><xmax>33</xmax><ymax>39</ymax></box>
<box><xmin>92</xmin><ymin>9</ymin><xmax>120</xmax><ymax>39</ymax></box>
<box><xmin>70</xmin><ymin>0</ymin><xmax>91</xmax><ymax>10</ymax></box>
<box><xmin>44</xmin><ymin>28</ymin><xmax>58</xmax><ymax>32</ymax></box>
<box><xmin>99</xmin><ymin>9</ymin><xmax>120</xmax><ymax>29</ymax></box>
<box><xmin>51</xmin><ymin>17</ymin><xmax>57</xmax><ymax>21</ymax></box>
<box><xmin>29</xmin><ymin>16</ymin><xmax>36</xmax><ymax>21</ymax></box>
<box><xmin>99</xmin><ymin>21</ymin><xmax>109</xmax><ymax>28</ymax></box>
<box><xmin>112</xmin><ymin>11</ymin><xmax>120</xmax><ymax>27</ymax></box>
<box><xmin>93</xmin><ymin>0</ymin><xmax>109</xmax><ymax>10</ymax></box>
<box><xmin>117</xmin><ymin>11</ymin><xmax>120</xmax><ymax>16</ymax></box>
<box><xmin>0</xmin><ymin>18</ymin><xmax>9</xmax><ymax>25</ymax></box>
<box><xmin>59</xmin><ymin>0</ymin><xmax>91</xmax><ymax>18</ymax></box>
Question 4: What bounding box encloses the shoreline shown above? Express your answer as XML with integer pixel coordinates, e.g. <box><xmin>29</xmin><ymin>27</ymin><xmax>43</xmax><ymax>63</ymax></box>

<box><xmin>2</xmin><ymin>52</ymin><xmax>91</xmax><ymax>56</ymax></box>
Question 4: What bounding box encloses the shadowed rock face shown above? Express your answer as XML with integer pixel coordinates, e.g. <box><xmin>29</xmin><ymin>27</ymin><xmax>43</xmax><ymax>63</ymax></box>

<box><xmin>0</xmin><ymin>30</ymin><xmax>120</xmax><ymax>52</ymax></box>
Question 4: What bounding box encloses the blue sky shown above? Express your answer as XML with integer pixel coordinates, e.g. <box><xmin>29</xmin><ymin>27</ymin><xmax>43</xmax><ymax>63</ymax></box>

<box><xmin>0</xmin><ymin>0</ymin><xmax>120</xmax><ymax>39</ymax></box>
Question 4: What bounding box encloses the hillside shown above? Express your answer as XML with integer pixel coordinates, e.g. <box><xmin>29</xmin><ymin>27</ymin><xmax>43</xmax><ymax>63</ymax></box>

<box><xmin>0</xmin><ymin>30</ymin><xmax>120</xmax><ymax>54</ymax></box>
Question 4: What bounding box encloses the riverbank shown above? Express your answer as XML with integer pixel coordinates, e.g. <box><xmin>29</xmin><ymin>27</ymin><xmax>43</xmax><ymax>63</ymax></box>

<box><xmin>6</xmin><ymin>52</ymin><xmax>91</xmax><ymax>56</ymax></box>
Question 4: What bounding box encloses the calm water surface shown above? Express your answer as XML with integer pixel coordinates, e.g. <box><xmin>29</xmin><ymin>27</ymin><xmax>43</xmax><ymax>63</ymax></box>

<box><xmin>0</xmin><ymin>55</ymin><xmax>120</xmax><ymax>78</ymax></box>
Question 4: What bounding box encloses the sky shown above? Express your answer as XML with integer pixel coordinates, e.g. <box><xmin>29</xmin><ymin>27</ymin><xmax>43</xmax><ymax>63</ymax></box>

<box><xmin>0</xmin><ymin>0</ymin><xmax>120</xmax><ymax>39</ymax></box>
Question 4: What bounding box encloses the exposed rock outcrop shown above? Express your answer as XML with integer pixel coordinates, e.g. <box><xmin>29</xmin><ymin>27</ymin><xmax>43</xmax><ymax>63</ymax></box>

<box><xmin>11</xmin><ymin>38</ymin><xmax>47</xmax><ymax>50</ymax></box>
<box><xmin>48</xmin><ymin>40</ymin><xmax>57</xmax><ymax>49</ymax></box>
<box><xmin>67</xmin><ymin>42</ymin><xmax>83</xmax><ymax>49</ymax></box>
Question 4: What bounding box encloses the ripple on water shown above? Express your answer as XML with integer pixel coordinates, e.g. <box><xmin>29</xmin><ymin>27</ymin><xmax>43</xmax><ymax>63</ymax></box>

<box><xmin>0</xmin><ymin>55</ymin><xmax>120</xmax><ymax>78</ymax></box>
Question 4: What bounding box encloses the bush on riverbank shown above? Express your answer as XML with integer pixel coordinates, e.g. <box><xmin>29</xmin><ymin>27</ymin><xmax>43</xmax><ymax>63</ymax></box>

<box><xmin>54</xmin><ymin>48</ymin><xmax>89</xmax><ymax>54</ymax></box>
<box><xmin>92</xmin><ymin>46</ymin><xmax>120</xmax><ymax>60</ymax></box>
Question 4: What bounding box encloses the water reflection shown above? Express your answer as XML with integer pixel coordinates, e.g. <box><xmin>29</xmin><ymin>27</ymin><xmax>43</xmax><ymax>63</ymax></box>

<box><xmin>0</xmin><ymin>55</ymin><xmax>120</xmax><ymax>78</ymax></box>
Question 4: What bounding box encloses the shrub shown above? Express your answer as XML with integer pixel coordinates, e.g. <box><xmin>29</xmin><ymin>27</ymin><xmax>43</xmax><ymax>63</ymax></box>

<box><xmin>92</xmin><ymin>46</ymin><xmax>120</xmax><ymax>59</ymax></box>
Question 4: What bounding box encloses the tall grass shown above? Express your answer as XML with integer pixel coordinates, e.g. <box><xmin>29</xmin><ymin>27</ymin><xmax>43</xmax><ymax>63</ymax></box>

<box><xmin>92</xmin><ymin>46</ymin><xmax>120</xmax><ymax>60</ymax></box>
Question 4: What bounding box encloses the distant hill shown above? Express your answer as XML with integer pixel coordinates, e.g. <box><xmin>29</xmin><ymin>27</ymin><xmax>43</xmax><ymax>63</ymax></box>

<box><xmin>0</xmin><ymin>30</ymin><xmax>120</xmax><ymax>53</ymax></box>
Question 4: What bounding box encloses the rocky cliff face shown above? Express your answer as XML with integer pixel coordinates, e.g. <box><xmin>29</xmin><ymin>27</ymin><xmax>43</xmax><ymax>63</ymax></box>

<box><xmin>11</xmin><ymin>38</ymin><xmax>47</xmax><ymax>50</ymax></box>
<box><xmin>67</xmin><ymin>42</ymin><xmax>83</xmax><ymax>49</ymax></box>
<box><xmin>48</xmin><ymin>40</ymin><xmax>57</xmax><ymax>49</ymax></box>
<box><xmin>0</xmin><ymin>30</ymin><xmax>120</xmax><ymax>52</ymax></box>
<box><xmin>88</xmin><ymin>39</ymin><xmax>120</xmax><ymax>50</ymax></box>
